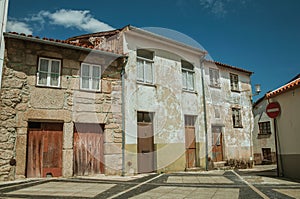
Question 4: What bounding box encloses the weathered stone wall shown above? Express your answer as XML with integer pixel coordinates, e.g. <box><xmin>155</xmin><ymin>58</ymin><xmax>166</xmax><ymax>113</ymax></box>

<box><xmin>0</xmin><ymin>36</ymin><xmax>123</xmax><ymax>180</ymax></box>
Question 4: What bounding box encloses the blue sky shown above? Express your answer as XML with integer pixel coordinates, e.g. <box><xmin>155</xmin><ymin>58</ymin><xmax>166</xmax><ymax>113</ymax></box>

<box><xmin>6</xmin><ymin>0</ymin><xmax>300</xmax><ymax>101</ymax></box>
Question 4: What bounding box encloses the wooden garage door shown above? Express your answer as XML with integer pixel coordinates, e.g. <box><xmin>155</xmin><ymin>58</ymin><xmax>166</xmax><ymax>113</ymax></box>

<box><xmin>73</xmin><ymin>123</ymin><xmax>104</xmax><ymax>176</ymax></box>
<box><xmin>137</xmin><ymin>112</ymin><xmax>155</xmax><ymax>174</ymax></box>
<box><xmin>27</xmin><ymin>122</ymin><xmax>63</xmax><ymax>178</ymax></box>
<box><xmin>185</xmin><ymin>115</ymin><xmax>196</xmax><ymax>168</ymax></box>
<box><xmin>212</xmin><ymin>126</ymin><xmax>223</xmax><ymax>162</ymax></box>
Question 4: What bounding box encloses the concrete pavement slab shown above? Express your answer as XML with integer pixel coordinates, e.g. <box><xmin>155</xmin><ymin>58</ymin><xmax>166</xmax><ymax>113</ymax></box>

<box><xmin>273</xmin><ymin>189</ymin><xmax>300</xmax><ymax>198</ymax></box>
<box><xmin>5</xmin><ymin>181</ymin><xmax>116</xmax><ymax>198</ymax></box>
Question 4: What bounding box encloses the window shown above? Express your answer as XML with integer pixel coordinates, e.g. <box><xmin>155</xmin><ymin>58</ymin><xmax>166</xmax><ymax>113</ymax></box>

<box><xmin>214</xmin><ymin>107</ymin><xmax>220</xmax><ymax>119</ymax></box>
<box><xmin>232</xmin><ymin>108</ymin><xmax>242</xmax><ymax>128</ymax></box>
<box><xmin>37</xmin><ymin>57</ymin><xmax>61</xmax><ymax>87</ymax></box>
<box><xmin>184</xmin><ymin>115</ymin><xmax>196</xmax><ymax>127</ymax></box>
<box><xmin>209</xmin><ymin>68</ymin><xmax>220</xmax><ymax>87</ymax></box>
<box><xmin>137</xmin><ymin>49</ymin><xmax>154</xmax><ymax>84</ymax></box>
<box><xmin>80</xmin><ymin>63</ymin><xmax>101</xmax><ymax>91</ymax></box>
<box><xmin>182</xmin><ymin>60</ymin><xmax>194</xmax><ymax>91</ymax></box>
<box><xmin>230</xmin><ymin>73</ymin><xmax>239</xmax><ymax>91</ymax></box>
<box><xmin>259</xmin><ymin>122</ymin><xmax>271</xmax><ymax>134</ymax></box>
<box><xmin>137</xmin><ymin>112</ymin><xmax>153</xmax><ymax>123</ymax></box>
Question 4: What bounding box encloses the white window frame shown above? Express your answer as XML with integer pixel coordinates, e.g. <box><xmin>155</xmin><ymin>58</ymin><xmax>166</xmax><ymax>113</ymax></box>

<box><xmin>230</xmin><ymin>73</ymin><xmax>239</xmax><ymax>91</ymax></box>
<box><xmin>209</xmin><ymin>68</ymin><xmax>220</xmax><ymax>87</ymax></box>
<box><xmin>182</xmin><ymin>68</ymin><xmax>195</xmax><ymax>91</ymax></box>
<box><xmin>37</xmin><ymin>57</ymin><xmax>61</xmax><ymax>87</ymax></box>
<box><xmin>137</xmin><ymin>56</ymin><xmax>154</xmax><ymax>84</ymax></box>
<box><xmin>80</xmin><ymin>63</ymin><xmax>101</xmax><ymax>91</ymax></box>
<box><xmin>232</xmin><ymin>108</ymin><xmax>243</xmax><ymax>128</ymax></box>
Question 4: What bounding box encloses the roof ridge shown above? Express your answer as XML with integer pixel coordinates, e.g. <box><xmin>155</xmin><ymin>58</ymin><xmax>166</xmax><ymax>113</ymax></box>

<box><xmin>5</xmin><ymin>32</ymin><xmax>126</xmax><ymax>56</ymax></box>
<box><xmin>266</xmin><ymin>77</ymin><xmax>300</xmax><ymax>98</ymax></box>
<box><xmin>205</xmin><ymin>60</ymin><xmax>253</xmax><ymax>75</ymax></box>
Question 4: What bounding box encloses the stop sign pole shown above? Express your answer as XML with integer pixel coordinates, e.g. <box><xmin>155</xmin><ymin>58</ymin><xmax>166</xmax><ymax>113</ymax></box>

<box><xmin>266</xmin><ymin>101</ymin><xmax>282</xmax><ymax>177</ymax></box>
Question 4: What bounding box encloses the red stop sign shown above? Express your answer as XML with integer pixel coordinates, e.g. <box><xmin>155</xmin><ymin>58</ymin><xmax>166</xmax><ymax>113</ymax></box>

<box><xmin>266</xmin><ymin>102</ymin><xmax>281</xmax><ymax>118</ymax></box>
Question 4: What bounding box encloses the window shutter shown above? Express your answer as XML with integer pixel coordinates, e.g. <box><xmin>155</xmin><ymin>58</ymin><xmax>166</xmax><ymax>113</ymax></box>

<box><xmin>182</xmin><ymin>70</ymin><xmax>187</xmax><ymax>90</ymax></box>
<box><xmin>137</xmin><ymin>59</ymin><xmax>144</xmax><ymax>81</ymax></box>
<box><xmin>187</xmin><ymin>72</ymin><xmax>194</xmax><ymax>90</ymax></box>
<box><xmin>209</xmin><ymin>69</ymin><xmax>214</xmax><ymax>85</ymax></box>
<box><xmin>145</xmin><ymin>61</ymin><xmax>153</xmax><ymax>83</ymax></box>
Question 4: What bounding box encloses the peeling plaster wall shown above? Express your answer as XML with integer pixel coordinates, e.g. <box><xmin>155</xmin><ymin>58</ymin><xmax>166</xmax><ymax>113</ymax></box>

<box><xmin>252</xmin><ymin>99</ymin><xmax>276</xmax><ymax>164</ymax></box>
<box><xmin>203</xmin><ymin>61</ymin><xmax>253</xmax><ymax>162</ymax></box>
<box><xmin>123</xmin><ymin>32</ymin><xmax>206</xmax><ymax>174</ymax></box>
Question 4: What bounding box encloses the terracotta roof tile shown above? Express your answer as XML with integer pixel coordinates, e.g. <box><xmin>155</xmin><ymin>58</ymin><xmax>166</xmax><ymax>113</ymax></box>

<box><xmin>206</xmin><ymin>60</ymin><xmax>253</xmax><ymax>75</ymax></box>
<box><xmin>266</xmin><ymin>77</ymin><xmax>300</xmax><ymax>98</ymax></box>
<box><xmin>6</xmin><ymin>32</ymin><xmax>127</xmax><ymax>56</ymax></box>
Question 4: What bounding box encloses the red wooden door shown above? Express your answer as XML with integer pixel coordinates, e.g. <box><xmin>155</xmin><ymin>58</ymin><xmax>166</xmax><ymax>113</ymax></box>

<box><xmin>27</xmin><ymin>122</ymin><xmax>63</xmax><ymax>178</ymax></box>
<box><xmin>73</xmin><ymin>123</ymin><xmax>104</xmax><ymax>176</ymax></box>
<box><xmin>137</xmin><ymin>122</ymin><xmax>154</xmax><ymax>173</ymax></box>
<box><xmin>212</xmin><ymin>126</ymin><xmax>223</xmax><ymax>162</ymax></box>
<box><xmin>185</xmin><ymin>127</ymin><xmax>196</xmax><ymax>168</ymax></box>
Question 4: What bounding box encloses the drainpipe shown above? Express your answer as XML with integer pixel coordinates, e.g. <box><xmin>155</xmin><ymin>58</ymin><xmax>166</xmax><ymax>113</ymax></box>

<box><xmin>120</xmin><ymin>57</ymin><xmax>128</xmax><ymax>176</ymax></box>
<box><xmin>200</xmin><ymin>56</ymin><xmax>209</xmax><ymax>171</ymax></box>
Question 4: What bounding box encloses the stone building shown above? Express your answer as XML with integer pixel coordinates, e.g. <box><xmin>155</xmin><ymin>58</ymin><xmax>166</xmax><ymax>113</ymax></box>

<box><xmin>203</xmin><ymin>61</ymin><xmax>254</xmax><ymax>168</ymax></box>
<box><xmin>68</xmin><ymin>25</ymin><xmax>255</xmax><ymax>173</ymax></box>
<box><xmin>0</xmin><ymin>32</ymin><xmax>126</xmax><ymax>180</ymax></box>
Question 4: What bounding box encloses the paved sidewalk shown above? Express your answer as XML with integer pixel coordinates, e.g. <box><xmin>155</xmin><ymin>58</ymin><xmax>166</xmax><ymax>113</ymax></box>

<box><xmin>0</xmin><ymin>167</ymin><xmax>299</xmax><ymax>198</ymax></box>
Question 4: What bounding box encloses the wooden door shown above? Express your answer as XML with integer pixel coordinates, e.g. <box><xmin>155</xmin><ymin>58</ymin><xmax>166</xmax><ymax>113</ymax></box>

<box><xmin>137</xmin><ymin>122</ymin><xmax>154</xmax><ymax>173</ymax></box>
<box><xmin>73</xmin><ymin>123</ymin><xmax>104</xmax><ymax>176</ymax></box>
<box><xmin>185</xmin><ymin>127</ymin><xmax>196</xmax><ymax>168</ymax></box>
<box><xmin>212</xmin><ymin>126</ymin><xmax>223</xmax><ymax>162</ymax></box>
<box><xmin>27</xmin><ymin>122</ymin><xmax>63</xmax><ymax>178</ymax></box>
<box><xmin>262</xmin><ymin>148</ymin><xmax>271</xmax><ymax>161</ymax></box>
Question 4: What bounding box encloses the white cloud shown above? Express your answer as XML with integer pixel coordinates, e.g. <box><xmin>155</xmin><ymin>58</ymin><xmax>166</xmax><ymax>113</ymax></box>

<box><xmin>6</xmin><ymin>20</ymin><xmax>33</xmax><ymax>35</ymax></box>
<box><xmin>8</xmin><ymin>9</ymin><xmax>114</xmax><ymax>35</ymax></box>
<box><xmin>199</xmin><ymin>0</ymin><xmax>249</xmax><ymax>16</ymax></box>
<box><xmin>199</xmin><ymin>0</ymin><xmax>227</xmax><ymax>16</ymax></box>
<box><xmin>39</xmin><ymin>9</ymin><xmax>114</xmax><ymax>32</ymax></box>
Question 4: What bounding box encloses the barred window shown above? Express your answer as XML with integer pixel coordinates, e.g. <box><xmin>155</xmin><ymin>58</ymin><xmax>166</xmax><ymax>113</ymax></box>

<box><xmin>230</xmin><ymin>73</ymin><xmax>239</xmax><ymax>91</ymax></box>
<box><xmin>232</xmin><ymin>108</ymin><xmax>243</xmax><ymax>128</ymax></box>
<box><xmin>259</xmin><ymin>122</ymin><xmax>271</xmax><ymax>134</ymax></box>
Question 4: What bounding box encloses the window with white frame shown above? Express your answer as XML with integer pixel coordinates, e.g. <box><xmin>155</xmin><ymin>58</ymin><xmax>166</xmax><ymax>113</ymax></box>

<box><xmin>232</xmin><ymin>108</ymin><xmax>243</xmax><ymax>128</ymax></box>
<box><xmin>230</xmin><ymin>73</ymin><xmax>239</xmax><ymax>91</ymax></box>
<box><xmin>80</xmin><ymin>63</ymin><xmax>101</xmax><ymax>91</ymax></box>
<box><xmin>37</xmin><ymin>57</ymin><xmax>61</xmax><ymax>87</ymax></box>
<box><xmin>182</xmin><ymin>60</ymin><xmax>194</xmax><ymax>91</ymax></box>
<box><xmin>209</xmin><ymin>68</ymin><xmax>220</xmax><ymax>87</ymax></box>
<box><xmin>137</xmin><ymin>49</ymin><xmax>154</xmax><ymax>84</ymax></box>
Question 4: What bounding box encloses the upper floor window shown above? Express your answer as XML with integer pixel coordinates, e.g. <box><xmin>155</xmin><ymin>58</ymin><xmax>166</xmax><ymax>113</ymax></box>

<box><xmin>137</xmin><ymin>49</ymin><xmax>154</xmax><ymax>84</ymax></box>
<box><xmin>259</xmin><ymin>121</ymin><xmax>271</xmax><ymax>134</ymax></box>
<box><xmin>182</xmin><ymin>60</ymin><xmax>194</xmax><ymax>91</ymax></box>
<box><xmin>37</xmin><ymin>57</ymin><xmax>61</xmax><ymax>87</ymax></box>
<box><xmin>80</xmin><ymin>63</ymin><xmax>101</xmax><ymax>91</ymax></box>
<box><xmin>232</xmin><ymin>108</ymin><xmax>243</xmax><ymax>128</ymax></box>
<box><xmin>209</xmin><ymin>68</ymin><xmax>220</xmax><ymax>87</ymax></box>
<box><xmin>230</xmin><ymin>73</ymin><xmax>239</xmax><ymax>91</ymax></box>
